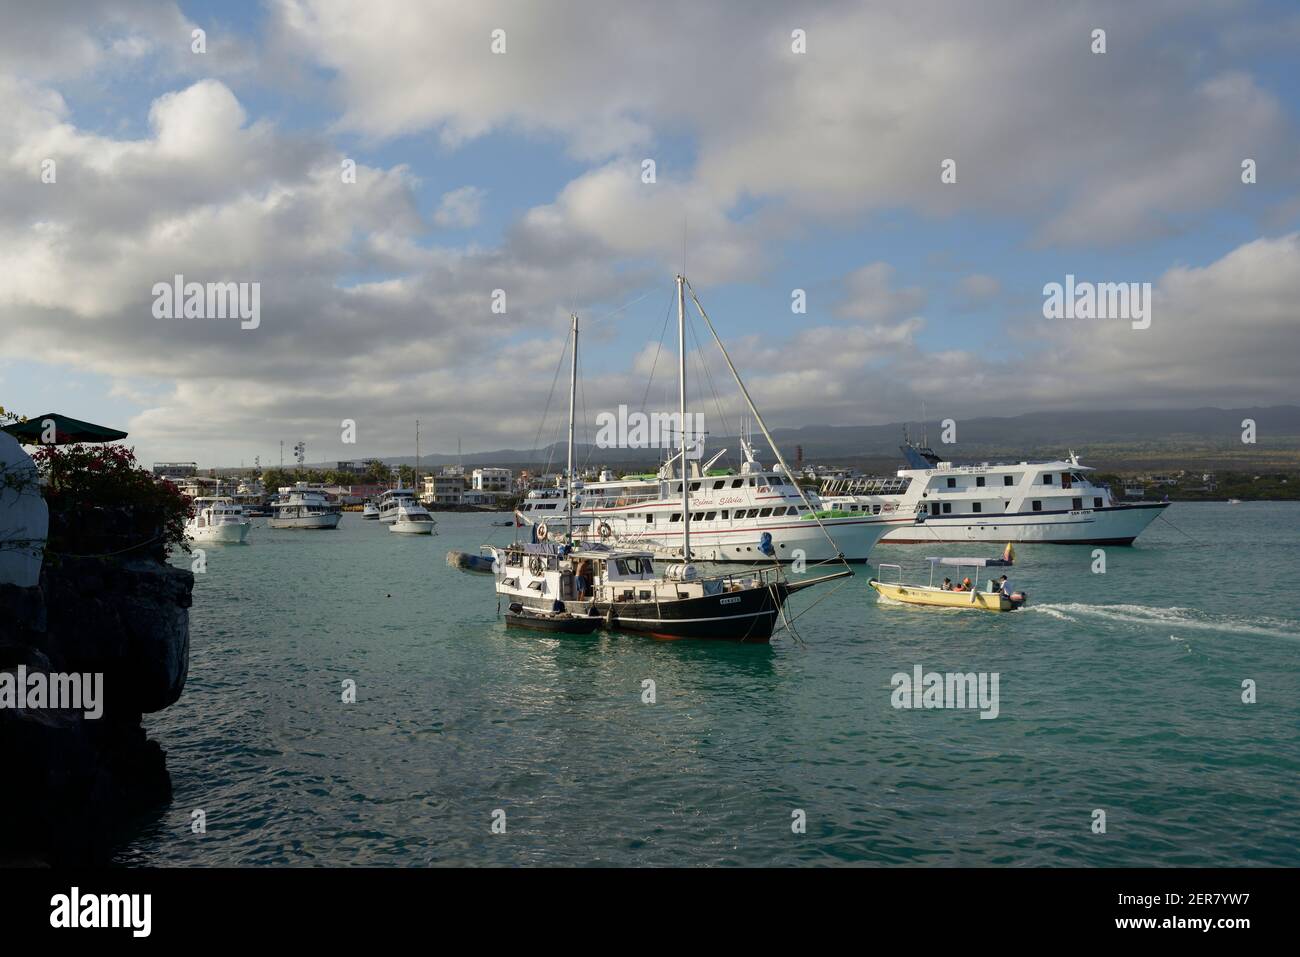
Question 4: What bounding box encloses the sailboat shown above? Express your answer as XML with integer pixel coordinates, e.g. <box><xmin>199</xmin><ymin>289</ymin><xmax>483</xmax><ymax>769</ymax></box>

<box><xmin>485</xmin><ymin>276</ymin><xmax>852</xmax><ymax>642</ymax></box>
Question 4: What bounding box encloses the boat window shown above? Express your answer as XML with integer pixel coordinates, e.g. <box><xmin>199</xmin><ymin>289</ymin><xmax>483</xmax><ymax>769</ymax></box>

<box><xmin>1032</xmin><ymin>500</ymin><xmax>1042</xmax><ymax>511</ymax></box>
<box><xmin>1003</xmin><ymin>475</ymin><xmax>1013</xmax><ymax>486</ymax></box>
<box><xmin>946</xmin><ymin>477</ymin><xmax>956</xmax><ymax>488</ymax></box>
<box><xmin>720</xmin><ymin>510</ymin><xmax>729</xmax><ymax>520</ymax></box>
<box><xmin>976</xmin><ymin>476</ymin><xmax>985</xmax><ymax>487</ymax></box>
<box><xmin>872</xmin><ymin>505</ymin><xmax>881</xmax><ymax>514</ymax></box>
<box><xmin>1072</xmin><ymin>498</ymin><xmax>1083</xmax><ymax>510</ymax></box>
<box><xmin>771</xmin><ymin>476</ymin><xmax>784</xmax><ymax>486</ymax></box>
<box><xmin>690</xmin><ymin>482</ymin><xmax>701</xmax><ymax>492</ymax></box>
<box><xmin>930</xmin><ymin>503</ymin><xmax>940</xmax><ymax>516</ymax></box>
<box><xmin>1094</xmin><ymin>497</ymin><xmax>1103</xmax><ymax>508</ymax></box>
<box><xmin>670</xmin><ymin>513</ymin><xmax>681</xmax><ymax>523</ymax></box>
<box><xmin>705</xmin><ymin>511</ymin><xmax>717</xmax><ymax>521</ymax></box>
<box><xmin>748</xmin><ymin>478</ymin><xmax>756</xmax><ymax>486</ymax></box>
<box><xmin>646</xmin><ymin>513</ymin><xmax>654</xmax><ymax>523</ymax></box>
<box><xmin>731</xmin><ymin>479</ymin><xmax>743</xmax><ymax>488</ymax></box>
<box><xmin>1042</xmin><ymin>474</ymin><xmax>1053</xmax><ymax>484</ymax></box>
<box><xmin>759</xmin><ymin>508</ymin><xmax>772</xmax><ymax>518</ymax></box>
<box><xmin>713</xmin><ymin>480</ymin><xmax>725</xmax><ymax>490</ymax></box>
<box><xmin>972</xmin><ymin>502</ymin><xmax>982</xmax><ymax>513</ymax></box>
<box><xmin>941</xmin><ymin>502</ymin><xmax>952</xmax><ymax>514</ymax></box>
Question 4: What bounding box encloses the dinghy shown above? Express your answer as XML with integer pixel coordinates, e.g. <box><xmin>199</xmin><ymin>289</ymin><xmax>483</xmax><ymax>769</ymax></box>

<box><xmin>504</xmin><ymin>602</ymin><xmax>601</xmax><ymax>634</ymax></box>
<box><xmin>870</xmin><ymin>553</ymin><xmax>1026</xmax><ymax>612</ymax></box>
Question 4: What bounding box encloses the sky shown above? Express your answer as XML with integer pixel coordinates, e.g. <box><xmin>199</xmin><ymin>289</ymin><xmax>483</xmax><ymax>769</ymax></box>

<box><xmin>1</xmin><ymin>0</ymin><xmax>1298</xmax><ymax>469</ymax></box>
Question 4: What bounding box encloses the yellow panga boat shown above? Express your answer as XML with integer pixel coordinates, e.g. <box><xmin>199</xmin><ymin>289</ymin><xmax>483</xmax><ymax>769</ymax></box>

<box><xmin>869</xmin><ymin>554</ymin><xmax>1026</xmax><ymax>612</ymax></box>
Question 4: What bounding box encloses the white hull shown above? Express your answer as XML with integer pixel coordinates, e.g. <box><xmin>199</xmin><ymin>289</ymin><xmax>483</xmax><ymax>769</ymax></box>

<box><xmin>390</xmin><ymin>521</ymin><xmax>434</xmax><ymax>535</ymax></box>
<box><xmin>187</xmin><ymin>522</ymin><xmax>251</xmax><ymax>544</ymax></box>
<box><xmin>269</xmin><ymin>512</ymin><xmax>342</xmax><ymax>529</ymax></box>
<box><xmin>877</xmin><ymin>503</ymin><xmax>1168</xmax><ymax>545</ymax></box>
<box><xmin>534</xmin><ymin>514</ymin><xmax>891</xmax><ymax>563</ymax></box>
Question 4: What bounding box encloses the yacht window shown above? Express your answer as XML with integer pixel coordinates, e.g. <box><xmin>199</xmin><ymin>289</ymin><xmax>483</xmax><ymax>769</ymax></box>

<box><xmin>693</xmin><ymin>512</ymin><xmax>704</xmax><ymax>522</ymax></box>
<box><xmin>1003</xmin><ymin>475</ymin><xmax>1014</xmax><ymax>486</ymax></box>
<box><xmin>646</xmin><ymin>514</ymin><xmax>654</xmax><ymax>524</ymax></box>
<box><xmin>713</xmin><ymin>480</ymin><xmax>725</xmax><ymax>490</ymax></box>
<box><xmin>690</xmin><ymin>482</ymin><xmax>701</xmax><ymax>492</ymax></box>
<box><xmin>941</xmin><ymin>502</ymin><xmax>952</xmax><ymax>514</ymax></box>
<box><xmin>748</xmin><ymin>478</ymin><xmax>756</xmax><ymax>486</ymax></box>
<box><xmin>1094</xmin><ymin>497</ymin><xmax>1103</xmax><ymax>509</ymax></box>
<box><xmin>976</xmin><ymin>476</ymin><xmax>985</xmax><ymax>487</ymax></box>
<box><xmin>759</xmin><ymin>508</ymin><xmax>772</xmax><ymax>518</ymax></box>
<box><xmin>1032</xmin><ymin>500</ymin><xmax>1042</xmax><ymax>511</ymax></box>
<box><xmin>720</xmin><ymin>510</ymin><xmax>729</xmax><ymax>519</ymax></box>
<box><xmin>1072</xmin><ymin>498</ymin><xmax>1083</xmax><ymax>510</ymax></box>
<box><xmin>670</xmin><ymin>513</ymin><xmax>681</xmax><ymax>523</ymax></box>
<box><xmin>705</xmin><ymin>511</ymin><xmax>717</xmax><ymax>521</ymax></box>
<box><xmin>872</xmin><ymin>505</ymin><xmax>881</xmax><ymax>515</ymax></box>
<box><xmin>972</xmin><ymin>502</ymin><xmax>982</xmax><ymax>513</ymax></box>
<box><xmin>771</xmin><ymin>476</ymin><xmax>785</xmax><ymax>486</ymax></box>
<box><xmin>946</xmin><ymin>477</ymin><xmax>956</xmax><ymax>488</ymax></box>
<box><xmin>731</xmin><ymin>479</ymin><xmax>743</xmax><ymax>488</ymax></box>
<box><xmin>930</xmin><ymin>503</ymin><xmax>940</xmax><ymax>516</ymax></box>
<box><xmin>1042</xmin><ymin>474</ymin><xmax>1053</xmax><ymax>484</ymax></box>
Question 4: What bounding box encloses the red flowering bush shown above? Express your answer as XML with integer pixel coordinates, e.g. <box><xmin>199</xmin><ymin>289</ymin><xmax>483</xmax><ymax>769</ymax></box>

<box><xmin>32</xmin><ymin>444</ymin><xmax>192</xmax><ymax>558</ymax></box>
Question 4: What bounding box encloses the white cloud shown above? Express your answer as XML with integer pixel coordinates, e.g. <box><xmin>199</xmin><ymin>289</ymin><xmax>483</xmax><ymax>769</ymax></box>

<box><xmin>433</xmin><ymin>185</ymin><xmax>486</xmax><ymax>228</ymax></box>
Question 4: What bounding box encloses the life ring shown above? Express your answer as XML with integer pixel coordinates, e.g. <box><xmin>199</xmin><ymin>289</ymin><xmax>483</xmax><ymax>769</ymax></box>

<box><xmin>598</xmin><ymin>522</ymin><xmax>612</xmax><ymax>541</ymax></box>
<box><xmin>528</xmin><ymin>555</ymin><xmax>544</xmax><ymax>576</ymax></box>
<box><xmin>535</xmin><ymin>522</ymin><xmax>548</xmax><ymax>541</ymax></box>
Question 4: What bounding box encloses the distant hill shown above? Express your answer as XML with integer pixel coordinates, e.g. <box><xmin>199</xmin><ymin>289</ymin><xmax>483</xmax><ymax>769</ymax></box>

<box><xmin>327</xmin><ymin>405</ymin><xmax>1300</xmax><ymax>474</ymax></box>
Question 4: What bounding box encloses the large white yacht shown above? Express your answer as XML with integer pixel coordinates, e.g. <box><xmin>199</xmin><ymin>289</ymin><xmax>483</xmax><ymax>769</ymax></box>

<box><xmin>515</xmin><ymin>435</ymin><xmax>899</xmax><ymax>564</ymax></box>
<box><xmin>269</xmin><ymin>483</ymin><xmax>343</xmax><ymax>529</ymax></box>
<box><xmin>185</xmin><ymin>497</ymin><xmax>251</xmax><ymax>544</ymax></box>
<box><xmin>819</xmin><ymin>443</ymin><xmax>1169</xmax><ymax>545</ymax></box>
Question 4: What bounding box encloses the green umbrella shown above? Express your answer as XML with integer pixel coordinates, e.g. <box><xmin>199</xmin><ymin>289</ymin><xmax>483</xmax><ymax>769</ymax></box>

<box><xmin>1</xmin><ymin>412</ymin><xmax>129</xmax><ymax>445</ymax></box>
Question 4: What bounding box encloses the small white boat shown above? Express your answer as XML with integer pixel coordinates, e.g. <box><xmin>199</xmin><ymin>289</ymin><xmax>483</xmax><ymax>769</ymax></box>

<box><xmin>362</xmin><ymin>501</ymin><xmax>380</xmax><ymax>519</ymax></box>
<box><xmin>186</xmin><ymin>497</ymin><xmax>251</xmax><ymax>544</ymax></box>
<box><xmin>389</xmin><ymin>501</ymin><xmax>436</xmax><ymax>534</ymax></box>
<box><xmin>1227</xmin><ymin>498</ymin><xmax>1243</xmax><ymax>505</ymax></box>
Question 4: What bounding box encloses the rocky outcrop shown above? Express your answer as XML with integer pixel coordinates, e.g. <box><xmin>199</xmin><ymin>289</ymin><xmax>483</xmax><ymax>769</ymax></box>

<box><xmin>0</xmin><ymin>554</ymin><xmax>192</xmax><ymax>865</ymax></box>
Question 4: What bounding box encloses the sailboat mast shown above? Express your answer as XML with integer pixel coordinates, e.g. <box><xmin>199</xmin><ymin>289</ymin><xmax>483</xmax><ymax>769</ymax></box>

<box><xmin>677</xmin><ymin>275</ymin><xmax>691</xmax><ymax>560</ymax></box>
<box><xmin>566</xmin><ymin>313</ymin><xmax>578</xmax><ymax>544</ymax></box>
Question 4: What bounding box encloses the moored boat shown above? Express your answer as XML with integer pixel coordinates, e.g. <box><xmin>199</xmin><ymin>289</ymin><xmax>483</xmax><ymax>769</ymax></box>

<box><xmin>389</xmin><ymin>501</ymin><xmax>436</xmax><ymax>534</ymax></box>
<box><xmin>185</xmin><ymin>496</ymin><xmax>251</xmax><ymax>544</ymax></box>
<box><xmin>269</xmin><ymin>483</ymin><xmax>343</xmax><ymax>529</ymax></box>
<box><xmin>504</xmin><ymin>602</ymin><xmax>601</xmax><ymax>634</ymax></box>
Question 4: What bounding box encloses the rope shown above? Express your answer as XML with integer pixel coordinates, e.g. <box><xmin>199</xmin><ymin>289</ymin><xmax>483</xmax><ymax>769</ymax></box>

<box><xmin>1157</xmin><ymin>510</ymin><xmax>1204</xmax><ymax>546</ymax></box>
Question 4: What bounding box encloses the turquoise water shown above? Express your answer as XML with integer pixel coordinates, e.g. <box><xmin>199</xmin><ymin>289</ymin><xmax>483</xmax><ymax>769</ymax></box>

<box><xmin>118</xmin><ymin>503</ymin><xmax>1300</xmax><ymax>866</ymax></box>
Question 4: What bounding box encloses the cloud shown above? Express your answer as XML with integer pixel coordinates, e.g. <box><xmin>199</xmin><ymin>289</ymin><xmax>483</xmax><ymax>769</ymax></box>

<box><xmin>433</xmin><ymin>185</ymin><xmax>486</xmax><ymax>228</ymax></box>
<box><xmin>273</xmin><ymin>0</ymin><xmax>1298</xmax><ymax>243</ymax></box>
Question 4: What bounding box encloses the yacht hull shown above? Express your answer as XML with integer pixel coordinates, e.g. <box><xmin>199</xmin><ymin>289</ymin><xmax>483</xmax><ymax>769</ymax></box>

<box><xmin>268</xmin><ymin>513</ymin><xmax>342</xmax><ymax>529</ymax></box>
<box><xmin>879</xmin><ymin>502</ymin><xmax>1169</xmax><ymax>545</ymax></box>
<box><xmin>187</xmin><ymin>522</ymin><xmax>251</xmax><ymax>544</ymax></box>
<box><xmin>528</xmin><ymin>516</ymin><xmax>891</xmax><ymax>563</ymax></box>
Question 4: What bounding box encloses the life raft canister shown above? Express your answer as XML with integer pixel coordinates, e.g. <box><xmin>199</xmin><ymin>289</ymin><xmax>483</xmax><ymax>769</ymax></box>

<box><xmin>598</xmin><ymin>522</ymin><xmax>612</xmax><ymax>541</ymax></box>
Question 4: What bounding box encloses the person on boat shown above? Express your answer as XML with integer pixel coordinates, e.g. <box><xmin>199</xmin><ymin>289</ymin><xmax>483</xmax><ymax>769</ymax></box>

<box><xmin>574</xmin><ymin>560</ymin><xmax>591</xmax><ymax>600</ymax></box>
<box><xmin>998</xmin><ymin>575</ymin><xmax>1013</xmax><ymax>597</ymax></box>
<box><xmin>942</xmin><ymin>577</ymin><xmax>954</xmax><ymax>590</ymax></box>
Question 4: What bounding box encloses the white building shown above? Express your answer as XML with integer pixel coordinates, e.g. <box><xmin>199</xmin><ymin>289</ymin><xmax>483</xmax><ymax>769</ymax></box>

<box><xmin>472</xmin><ymin>468</ymin><xmax>512</xmax><ymax>493</ymax></box>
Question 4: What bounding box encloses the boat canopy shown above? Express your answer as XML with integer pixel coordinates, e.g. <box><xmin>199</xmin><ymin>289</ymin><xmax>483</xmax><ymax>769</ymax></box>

<box><xmin>926</xmin><ymin>557</ymin><xmax>1014</xmax><ymax>567</ymax></box>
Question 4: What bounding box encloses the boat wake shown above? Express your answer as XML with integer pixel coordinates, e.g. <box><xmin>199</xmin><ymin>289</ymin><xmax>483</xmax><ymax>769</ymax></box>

<box><xmin>1029</xmin><ymin>603</ymin><xmax>1300</xmax><ymax>641</ymax></box>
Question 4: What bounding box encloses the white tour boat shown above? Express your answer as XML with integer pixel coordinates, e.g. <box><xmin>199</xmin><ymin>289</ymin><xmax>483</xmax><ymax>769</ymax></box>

<box><xmin>819</xmin><ymin>442</ymin><xmax>1169</xmax><ymax>545</ymax></box>
<box><xmin>376</xmin><ymin>485</ymin><xmax>421</xmax><ymax>524</ymax></box>
<box><xmin>515</xmin><ymin>433</ymin><xmax>897</xmax><ymax>563</ymax></box>
<box><xmin>362</xmin><ymin>500</ymin><xmax>380</xmax><ymax>519</ymax></box>
<box><xmin>269</xmin><ymin>483</ymin><xmax>343</xmax><ymax>529</ymax></box>
<box><xmin>185</xmin><ymin>496</ymin><xmax>251</xmax><ymax>544</ymax></box>
<box><xmin>389</xmin><ymin>500</ymin><xmax>436</xmax><ymax>534</ymax></box>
